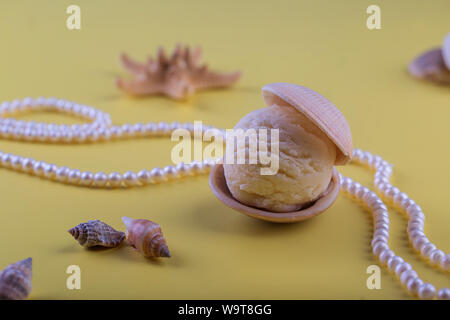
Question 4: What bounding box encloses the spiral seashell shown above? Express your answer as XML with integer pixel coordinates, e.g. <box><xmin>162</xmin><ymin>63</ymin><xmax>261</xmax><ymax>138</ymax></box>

<box><xmin>0</xmin><ymin>258</ymin><xmax>32</xmax><ymax>300</ymax></box>
<box><xmin>122</xmin><ymin>217</ymin><xmax>170</xmax><ymax>258</ymax></box>
<box><xmin>68</xmin><ymin>220</ymin><xmax>125</xmax><ymax>248</ymax></box>
<box><xmin>408</xmin><ymin>33</ymin><xmax>450</xmax><ymax>84</ymax></box>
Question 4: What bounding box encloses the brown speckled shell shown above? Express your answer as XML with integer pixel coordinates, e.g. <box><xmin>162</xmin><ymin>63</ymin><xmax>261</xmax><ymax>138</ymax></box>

<box><xmin>262</xmin><ymin>83</ymin><xmax>352</xmax><ymax>165</ymax></box>
<box><xmin>122</xmin><ymin>217</ymin><xmax>170</xmax><ymax>258</ymax></box>
<box><xmin>68</xmin><ymin>220</ymin><xmax>125</xmax><ymax>248</ymax></box>
<box><xmin>0</xmin><ymin>258</ymin><xmax>32</xmax><ymax>300</ymax></box>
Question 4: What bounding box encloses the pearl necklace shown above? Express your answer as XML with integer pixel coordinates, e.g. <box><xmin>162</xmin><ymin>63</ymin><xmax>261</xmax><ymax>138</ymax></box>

<box><xmin>0</xmin><ymin>97</ymin><xmax>448</xmax><ymax>299</ymax></box>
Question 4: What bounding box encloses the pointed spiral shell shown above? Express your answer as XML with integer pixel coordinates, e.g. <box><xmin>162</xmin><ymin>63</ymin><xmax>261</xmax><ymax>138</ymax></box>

<box><xmin>122</xmin><ymin>217</ymin><xmax>170</xmax><ymax>258</ymax></box>
<box><xmin>68</xmin><ymin>220</ymin><xmax>125</xmax><ymax>248</ymax></box>
<box><xmin>0</xmin><ymin>258</ymin><xmax>32</xmax><ymax>300</ymax></box>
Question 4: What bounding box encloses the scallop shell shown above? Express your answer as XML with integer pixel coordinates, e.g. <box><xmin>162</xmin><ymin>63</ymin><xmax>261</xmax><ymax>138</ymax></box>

<box><xmin>210</xmin><ymin>165</ymin><xmax>340</xmax><ymax>223</ymax></box>
<box><xmin>408</xmin><ymin>48</ymin><xmax>450</xmax><ymax>84</ymax></box>
<box><xmin>261</xmin><ymin>83</ymin><xmax>352</xmax><ymax>165</ymax></box>
<box><xmin>0</xmin><ymin>258</ymin><xmax>32</xmax><ymax>300</ymax></box>
<box><xmin>68</xmin><ymin>220</ymin><xmax>126</xmax><ymax>248</ymax></box>
<box><xmin>122</xmin><ymin>217</ymin><xmax>170</xmax><ymax>258</ymax></box>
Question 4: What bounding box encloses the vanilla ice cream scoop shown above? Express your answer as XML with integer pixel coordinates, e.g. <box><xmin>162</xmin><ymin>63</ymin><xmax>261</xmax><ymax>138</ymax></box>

<box><xmin>223</xmin><ymin>104</ymin><xmax>337</xmax><ymax>212</ymax></box>
<box><xmin>210</xmin><ymin>83</ymin><xmax>353</xmax><ymax>222</ymax></box>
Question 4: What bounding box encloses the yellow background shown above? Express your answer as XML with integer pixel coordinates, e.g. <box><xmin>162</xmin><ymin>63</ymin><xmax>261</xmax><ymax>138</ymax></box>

<box><xmin>0</xmin><ymin>0</ymin><xmax>448</xmax><ymax>299</ymax></box>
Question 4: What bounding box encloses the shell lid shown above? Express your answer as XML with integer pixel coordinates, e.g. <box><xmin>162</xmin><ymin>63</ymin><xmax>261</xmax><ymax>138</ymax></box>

<box><xmin>262</xmin><ymin>82</ymin><xmax>353</xmax><ymax>165</ymax></box>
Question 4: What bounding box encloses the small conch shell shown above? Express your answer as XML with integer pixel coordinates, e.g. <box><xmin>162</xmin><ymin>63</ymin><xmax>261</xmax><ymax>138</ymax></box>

<box><xmin>408</xmin><ymin>33</ymin><xmax>450</xmax><ymax>84</ymax></box>
<box><xmin>122</xmin><ymin>217</ymin><xmax>170</xmax><ymax>258</ymax></box>
<box><xmin>0</xmin><ymin>258</ymin><xmax>32</xmax><ymax>300</ymax></box>
<box><xmin>68</xmin><ymin>220</ymin><xmax>125</xmax><ymax>248</ymax></box>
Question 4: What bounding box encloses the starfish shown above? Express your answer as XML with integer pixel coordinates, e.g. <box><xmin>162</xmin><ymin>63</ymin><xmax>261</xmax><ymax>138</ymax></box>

<box><xmin>116</xmin><ymin>44</ymin><xmax>242</xmax><ymax>100</ymax></box>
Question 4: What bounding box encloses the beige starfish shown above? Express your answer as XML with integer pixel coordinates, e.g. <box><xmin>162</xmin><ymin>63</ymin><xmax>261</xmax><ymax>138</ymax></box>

<box><xmin>116</xmin><ymin>44</ymin><xmax>242</xmax><ymax>100</ymax></box>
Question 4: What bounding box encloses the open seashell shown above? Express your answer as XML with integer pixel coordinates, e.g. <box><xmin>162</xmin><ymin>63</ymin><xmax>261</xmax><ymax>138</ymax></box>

<box><xmin>210</xmin><ymin>165</ymin><xmax>340</xmax><ymax>223</ymax></box>
<box><xmin>122</xmin><ymin>217</ymin><xmax>170</xmax><ymax>258</ymax></box>
<box><xmin>209</xmin><ymin>83</ymin><xmax>351</xmax><ymax>223</ymax></box>
<box><xmin>261</xmin><ymin>83</ymin><xmax>352</xmax><ymax>165</ymax></box>
<box><xmin>408</xmin><ymin>33</ymin><xmax>450</xmax><ymax>84</ymax></box>
<box><xmin>68</xmin><ymin>220</ymin><xmax>125</xmax><ymax>248</ymax></box>
<box><xmin>0</xmin><ymin>258</ymin><xmax>32</xmax><ymax>300</ymax></box>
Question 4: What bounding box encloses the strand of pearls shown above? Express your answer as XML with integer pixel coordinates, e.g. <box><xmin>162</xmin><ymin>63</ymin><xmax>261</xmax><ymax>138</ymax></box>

<box><xmin>0</xmin><ymin>97</ymin><xmax>220</xmax><ymax>187</ymax></box>
<box><xmin>342</xmin><ymin>149</ymin><xmax>449</xmax><ymax>300</ymax></box>
<box><xmin>0</xmin><ymin>97</ymin><xmax>448</xmax><ymax>299</ymax></box>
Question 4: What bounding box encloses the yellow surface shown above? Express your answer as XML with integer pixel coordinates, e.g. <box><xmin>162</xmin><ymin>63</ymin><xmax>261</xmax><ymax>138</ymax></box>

<box><xmin>0</xmin><ymin>0</ymin><xmax>449</xmax><ymax>299</ymax></box>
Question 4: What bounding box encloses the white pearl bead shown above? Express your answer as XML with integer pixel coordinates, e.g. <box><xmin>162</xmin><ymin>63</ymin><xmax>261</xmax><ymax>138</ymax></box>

<box><xmin>408</xmin><ymin>221</ymin><xmax>423</xmax><ymax>233</ymax></box>
<box><xmin>418</xmin><ymin>283</ymin><xmax>436</xmax><ymax>300</ymax></box>
<box><xmin>409</xmin><ymin>230</ymin><xmax>424</xmax><ymax>239</ymax></box>
<box><xmin>21</xmin><ymin>158</ymin><xmax>35</xmax><ymax>172</ymax></box>
<box><xmin>406</xmin><ymin>204</ymin><xmax>422</xmax><ymax>217</ymax></box>
<box><xmin>372</xmin><ymin>243</ymin><xmax>388</xmax><ymax>256</ymax></box>
<box><xmin>1</xmin><ymin>153</ymin><xmax>12</xmax><ymax>167</ymax></box>
<box><xmin>412</xmin><ymin>236</ymin><xmax>428</xmax><ymax>251</ymax></box>
<box><xmin>437</xmin><ymin>288</ymin><xmax>450</xmax><ymax>300</ymax></box>
<box><xmin>406</xmin><ymin>278</ymin><xmax>423</xmax><ymax>296</ymax></box>
<box><xmin>33</xmin><ymin>161</ymin><xmax>46</xmax><ymax>176</ymax></box>
<box><xmin>11</xmin><ymin>156</ymin><xmax>22</xmax><ymax>170</ymax></box>
<box><xmin>123</xmin><ymin>171</ymin><xmax>138</xmax><ymax>187</ymax></box>
<box><xmin>349</xmin><ymin>182</ymin><xmax>362</xmax><ymax>195</ymax></box>
<box><xmin>440</xmin><ymin>254</ymin><xmax>450</xmax><ymax>271</ymax></box>
<box><xmin>93</xmin><ymin>172</ymin><xmax>108</xmax><ymax>187</ymax></box>
<box><xmin>395</xmin><ymin>263</ymin><xmax>412</xmax><ymax>277</ymax></box>
<box><xmin>379</xmin><ymin>250</ymin><xmax>394</xmax><ymax>265</ymax></box>
<box><xmin>373</xmin><ymin>229</ymin><xmax>389</xmax><ymax>239</ymax></box>
<box><xmin>385</xmin><ymin>187</ymin><xmax>400</xmax><ymax>200</ymax></box>
<box><xmin>108</xmin><ymin>172</ymin><xmax>122</xmax><ymax>187</ymax></box>
<box><xmin>371</xmin><ymin>235</ymin><xmax>388</xmax><ymax>247</ymax></box>
<box><xmin>189</xmin><ymin>161</ymin><xmax>202</xmax><ymax>174</ymax></box>
<box><xmin>393</xmin><ymin>192</ymin><xmax>408</xmax><ymax>207</ymax></box>
<box><xmin>121</xmin><ymin>124</ymin><xmax>134</xmax><ymax>137</ymax></box>
<box><xmin>56</xmin><ymin>166</ymin><xmax>70</xmax><ymax>182</ymax></box>
<box><xmin>374</xmin><ymin>216</ymin><xmax>389</xmax><ymax>226</ymax></box>
<box><xmin>420</xmin><ymin>243</ymin><xmax>436</xmax><ymax>259</ymax></box>
<box><xmin>374</xmin><ymin>222</ymin><xmax>389</xmax><ymax>232</ymax></box>
<box><xmin>401</xmin><ymin>199</ymin><xmax>415</xmax><ymax>211</ymax></box>
<box><xmin>157</xmin><ymin>122</ymin><xmax>170</xmax><ymax>135</ymax></box>
<box><xmin>137</xmin><ymin>170</ymin><xmax>151</xmax><ymax>184</ymax></box>
<box><xmin>163</xmin><ymin>165</ymin><xmax>178</xmax><ymax>180</ymax></box>
<box><xmin>400</xmin><ymin>270</ymin><xmax>417</xmax><ymax>286</ymax></box>
<box><xmin>387</xmin><ymin>256</ymin><xmax>403</xmax><ymax>273</ymax></box>
<box><xmin>80</xmin><ymin>171</ymin><xmax>94</xmax><ymax>186</ymax></box>
<box><xmin>68</xmin><ymin>169</ymin><xmax>81</xmax><ymax>184</ymax></box>
<box><xmin>44</xmin><ymin>163</ymin><xmax>58</xmax><ymax>179</ymax></box>
<box><xmin>150</xmin><ymin>168</ymin><xmax>164</xmax><ymax>183</ymax></box>
<box><xmin>429</xmin><ymin>249</ymin><xmax>445</xmax><ymax>266</ymax></box>
<box><xmin>175</xmin><ymin>163</ymin><xmax>189</xmax><ymax>177</ymax></box>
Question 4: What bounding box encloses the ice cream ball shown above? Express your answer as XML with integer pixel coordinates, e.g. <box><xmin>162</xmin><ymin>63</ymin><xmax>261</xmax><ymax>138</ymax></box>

<box><xmin>223</xmin><ymin>104</ymin><xmax>337</xmax><ymax>212</ymax></box>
